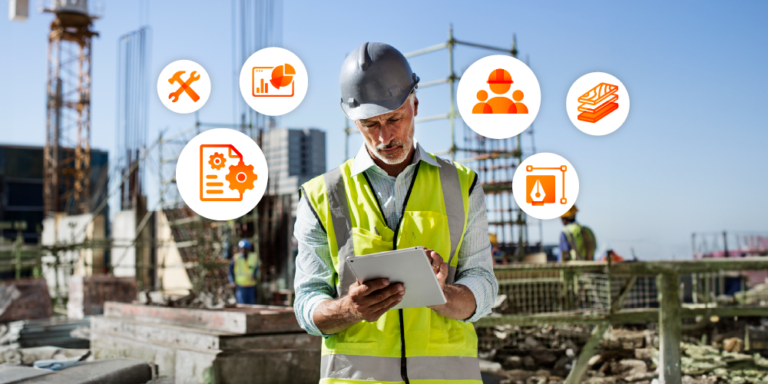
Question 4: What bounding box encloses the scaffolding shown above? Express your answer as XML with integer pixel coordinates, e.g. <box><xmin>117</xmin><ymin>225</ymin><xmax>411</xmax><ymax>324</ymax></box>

<box><xmin>343</xmin><ymin>25</ymin><xmax>533</xmax><ymax>261</ymax></box>
<box><xmin>43</xmin><ymin>1</ymin><xmax>99</xmax><ymax>216</ymax></box>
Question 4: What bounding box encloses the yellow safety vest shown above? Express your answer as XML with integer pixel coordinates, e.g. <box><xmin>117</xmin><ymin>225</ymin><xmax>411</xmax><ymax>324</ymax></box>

<box><xmin>234</xmin><ymin>252</ymin><xmax>259</xmax><ymax>287</ymax></box>
<box><xmin>562</xmin><ymin>223</ymin><xmax>596</xmax><ymax>261</ymax></box>
<box><xmin>301</xmin><ymin>154</ymin><xmax>482</xmax><ymax>384</ymax></box>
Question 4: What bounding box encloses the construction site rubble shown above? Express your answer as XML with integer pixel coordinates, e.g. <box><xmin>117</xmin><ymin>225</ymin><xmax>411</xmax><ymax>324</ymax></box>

<box><xmin>479</xmin><ymin>325</ymin><xmax>768</xmax><ymax>384</ymax></box>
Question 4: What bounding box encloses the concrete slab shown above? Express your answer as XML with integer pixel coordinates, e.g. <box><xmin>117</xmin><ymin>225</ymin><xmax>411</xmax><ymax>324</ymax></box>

<box><xmin>174</xmin><ymin>349</ymin><xmax>218</xmax><ymax>384</ymax></box>
<box><xmin>17</xmin><ymin>358</ymin><xmax>152</xmax><ymax>384</ymax></box>
<box><xmin>0</xmin><ymin>365</ymin><xmax>53</xmax><ymax>384</ymax></box>
<box><xmin>91</xmin><ymin>334</ymin><xmax>177</xmax><ymax>378</ymax></box>
<box><xmin>212</xmin><ymin>349</ymin><xmax>321</xmax><ymax>384</ymax></box>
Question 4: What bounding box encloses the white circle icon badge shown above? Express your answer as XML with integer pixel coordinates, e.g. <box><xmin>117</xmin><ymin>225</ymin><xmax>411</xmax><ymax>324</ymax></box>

<box><xmin>157</xmin><ymin>60</ymin><xmax>211</xmax><ymax>114</ymax></box>
<box><xmin>566</xmin><ymin>72</ymin><xmax>630</xmax><ymax>136</ymax></box>
<box><xmin>457</xmin><ymin>55</ymin><xmax>541</xmax><ymax>139</ymax></box>
<box><xmin>239</xmin><ymin>47</ymin><xmax>308</xmax><ymax>116</ymax></box>
<box><xmin>512</xmin><ymin>153</ymin><xmax>579</xmax><ymax>220</ymax></box>
<box><xmin>175</xmin><ymin>129</ymin><xmax>268</xmax><ymax>221</ymax></box>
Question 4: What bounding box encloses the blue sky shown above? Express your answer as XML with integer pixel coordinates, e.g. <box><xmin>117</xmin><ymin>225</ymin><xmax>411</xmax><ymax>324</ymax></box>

<box><xmin>1</xmin><ymin>1</ymin><xmax>767</xmax><ymax>260</ymax></box>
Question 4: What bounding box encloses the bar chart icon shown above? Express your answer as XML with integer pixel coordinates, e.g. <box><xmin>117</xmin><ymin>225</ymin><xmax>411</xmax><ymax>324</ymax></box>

<box><xmin>251</xmin><ymin>65</ymin><xmax>295</xmax><ymax>97</ymax></box>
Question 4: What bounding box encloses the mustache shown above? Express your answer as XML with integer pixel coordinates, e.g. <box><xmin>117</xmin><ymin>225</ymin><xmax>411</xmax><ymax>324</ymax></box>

<box><xmin>375</xmin><ymin>141</ymin><xmax>404</xmax><ymax>150</ymax></box>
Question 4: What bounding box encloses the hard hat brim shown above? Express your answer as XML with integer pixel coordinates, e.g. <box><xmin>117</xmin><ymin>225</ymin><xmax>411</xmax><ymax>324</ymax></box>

<box><xmin>341</xmin><ymin>86</ymin><xmax>415</xmax><ymax>121</ymax></box>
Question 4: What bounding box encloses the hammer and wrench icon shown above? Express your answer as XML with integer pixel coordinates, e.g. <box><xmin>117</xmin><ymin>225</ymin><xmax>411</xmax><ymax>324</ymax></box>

<box><xmin>168</xmin><ymin>71</ymin><xmax>201</xmax><ymax>103</ymax></box>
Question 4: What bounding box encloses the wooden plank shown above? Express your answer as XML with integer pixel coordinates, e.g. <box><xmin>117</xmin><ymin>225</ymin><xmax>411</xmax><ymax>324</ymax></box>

<box><xmin>91</xmin><ymin>316</ymin><xmax>321</xmax><ymax>352</ymax></box>
<box><xmin>104</xmin><ymin>302</ymin><xmax>246</xmax><ymax>333</ymax></box>
<box><xmin>475</xmin><ymin>306</ymin><xmax>768</xmax><ymax>328</ymax></box>
<box><xmin>611</xmin><ymin>257</ymin><xmax>768</xmax><ymax>275</ymax></box>
<box><xmin>494</xmin><ymin>261</ymin><xmax>606</xmax><ymax>273</ymax></box>
<box><xmin>104</xmin><ymin>302</ymin><xmax>303</xmax><ymax>334</ymax></box>
<box><xmin>474</xmin><ymin>309</ymin><xmax>657</xmax><ymax>327</ymax></box>
<box><xmin>658</xmin><ymin>272</ymin><xmax>682</xmax><ymax>384</ymax></box>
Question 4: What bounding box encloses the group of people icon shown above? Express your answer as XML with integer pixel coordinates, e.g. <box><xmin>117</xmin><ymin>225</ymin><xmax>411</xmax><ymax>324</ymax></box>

<box><xmin>472</xmin><ymin>68</ymin><xmax>528</xmax><ymax>114</ymax></box>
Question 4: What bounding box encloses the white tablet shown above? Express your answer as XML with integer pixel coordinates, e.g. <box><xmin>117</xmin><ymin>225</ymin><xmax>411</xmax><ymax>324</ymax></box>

<box><xmin>347</xmin><ymin>247</ymin><xmax>447</xmax><ymax>310</ymax></box>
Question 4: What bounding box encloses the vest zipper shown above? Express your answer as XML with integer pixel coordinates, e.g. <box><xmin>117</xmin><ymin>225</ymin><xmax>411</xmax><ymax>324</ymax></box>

<box><xmin>391</xmin><ymin>164</ymin><xmax>419</xmax><ymax>384</ymax></box>
<box><xmin>398</xmin><ymin>308</ymin><xmax>408</xmax><ymax>383</ymax></box>
<box><xmin>362</xmin><ymin>164</ymin><xmax>421</xmax><ymax>384</ymax></box>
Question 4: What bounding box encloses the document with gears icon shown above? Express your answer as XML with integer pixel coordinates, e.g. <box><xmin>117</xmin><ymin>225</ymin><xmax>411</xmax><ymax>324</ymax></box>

<box><xmin>199</xmin><ymin>144</ymin><xmax>258</xmax><ymax>202</ymax></box>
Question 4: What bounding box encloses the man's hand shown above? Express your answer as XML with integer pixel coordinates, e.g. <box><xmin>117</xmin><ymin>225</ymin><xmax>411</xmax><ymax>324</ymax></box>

<box><xmin>314</xmin><ymin>279</ymin><xmax>404</xmax><ymax>335</ymax></box>
<box><xmin>424</xmin><ymin>249</ymin><xmax>478</xmax><ymax>320</ymax></box>
<box><xmin>425</xmin><ymin>249</ymin><xmax>448</xmax><ymax>291</ymax></box>
<box><xmin>345</xmin><ymin>279</ymin><xmax>405</xmax><ymax>322</ymax></box>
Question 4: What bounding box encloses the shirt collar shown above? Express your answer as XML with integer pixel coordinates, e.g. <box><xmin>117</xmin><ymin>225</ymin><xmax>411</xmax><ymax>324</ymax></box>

<box><xmin>350</xmin><ymin>139</ymin><xmax>439</xmax><ymax>177</ymax></box>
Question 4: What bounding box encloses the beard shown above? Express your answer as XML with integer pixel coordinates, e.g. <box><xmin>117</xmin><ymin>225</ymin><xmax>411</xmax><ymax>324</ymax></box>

<box><xmin>365</xmin><ymin>135</ymin><xmax>414</xmax><ymax>165</ymax></box>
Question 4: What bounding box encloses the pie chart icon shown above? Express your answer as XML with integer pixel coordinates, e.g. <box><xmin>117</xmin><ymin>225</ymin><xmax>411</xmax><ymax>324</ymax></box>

<box><xmin>270</xmin><ymin>64</ymin><xmax>295</xmax><ymax>89</ymax></box>
<box><xmin>239</xmin><ymin>47</ymin><xmax>308</xmax><ymax>116</ymax></box>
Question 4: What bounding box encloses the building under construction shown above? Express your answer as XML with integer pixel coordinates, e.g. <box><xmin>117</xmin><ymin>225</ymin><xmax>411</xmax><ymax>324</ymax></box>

<box><xmin>4</xmin><ymin>1</ymin><xmax>768</xmax><ymax>383</ymax></box>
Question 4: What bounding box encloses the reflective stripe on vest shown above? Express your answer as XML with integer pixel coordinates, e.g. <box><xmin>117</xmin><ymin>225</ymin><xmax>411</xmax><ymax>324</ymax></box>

<box><xmin>321</xmin><ymin>354</ymin><xmax>482</xmax><ymax>381</ymax></box>
<box><xmin>434</xmin><ymin>156</ymin><xmax>466</xmax><ymax>285</ymax></box>
<box><xmin>303</xmin><ymin>154</ymin><xmax>481</xmax><ymax>384</ymax></box>
<box><xmin>324</xmin><ymin>166</ymin><xmax>357</xmax><ymax>298</ymax></box>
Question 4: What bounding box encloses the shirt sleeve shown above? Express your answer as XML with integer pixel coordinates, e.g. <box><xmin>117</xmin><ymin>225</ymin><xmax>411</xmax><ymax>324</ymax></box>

<box><xmin>453</xmin><ymin>182</ymin><xmax>499</xmax><ymax>323</ymax></box>
<box><xmin>293</xmin><ymin>195</ymin><xmax>337</xmax><ymax>337</ymax></box>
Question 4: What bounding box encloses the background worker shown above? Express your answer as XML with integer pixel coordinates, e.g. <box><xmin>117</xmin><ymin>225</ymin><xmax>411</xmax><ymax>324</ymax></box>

<box><xmin>228</xmin><ymin>239</ymin><xmax>259</xmax><ymax>304</ymax></box>
<box><xmin>559</xmin><ymin>205</ymin><xmax>597</xmax><ymax>262</ymax></box>
<box><xmin>293</xmin><ymin>42</ymin><xmax>497</xmax><ymax>383</ymax></box>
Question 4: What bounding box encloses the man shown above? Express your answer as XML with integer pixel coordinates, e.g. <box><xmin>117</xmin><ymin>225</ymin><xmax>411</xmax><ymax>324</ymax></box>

<box><xmin>559</xmin><ymin>205</ymin><xmax>597</xmax><ymax>262</ymax></box>
<box><xmin>293</xmin><ymin>42</ymin><xmax>497</xmax><ymax>383</ymax></box>
<box><xmin>228</xmin><ymin>239</ymin><xmax>259</xmax><ymax>304</ymax></box>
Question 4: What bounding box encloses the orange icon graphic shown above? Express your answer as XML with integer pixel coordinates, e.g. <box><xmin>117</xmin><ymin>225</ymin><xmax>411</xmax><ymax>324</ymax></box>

<box><xmin>472</xmin><ymin>69</ymin><xmax>529</xmax><ymax>114</ymax></box>
<box><xmin>525</xmin><ymin>165</ymin><xmax>568</xmax><ymax>205</ymax></box>
<box><xmin>252</xmin><ymin>64</ymin><xmax>295</xmax><ymax>97</ymax></box>
<box><xmin>199</xmin><ymin>144</ymin><xmax>257</xmax><ymax>202</ymax></box>
<box><xmin>168</xmin><ymin>71</ymin><xmax>201</xmax><ymax>103</ymax></box>
<box><xmin>577</xmin><ymin>83</ymin><xmax>619</xmax><ymax>123</ymax></box>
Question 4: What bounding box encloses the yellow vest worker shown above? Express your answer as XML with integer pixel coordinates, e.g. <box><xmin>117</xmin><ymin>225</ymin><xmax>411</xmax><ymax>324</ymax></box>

<box><xmin>230</xmin><ymin>239</ymin><xmax>259</xmax><ymax>304</ymax></box>
<box><xmin>294</xmin><ymin>42</ymin><xmax>498</xmax><ymax>384</ymax></box>
<box><xmin>559</xmin><ymin>205</ymin><xmax>597</xmax><ymax>262</ymax></box>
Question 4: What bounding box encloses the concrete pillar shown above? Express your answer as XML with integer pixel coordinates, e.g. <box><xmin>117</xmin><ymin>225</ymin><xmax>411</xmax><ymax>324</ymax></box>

<box><xmin>658</xmin><ymin>272</ymin><xmax>682</xmax><ymax>384</ymax></box>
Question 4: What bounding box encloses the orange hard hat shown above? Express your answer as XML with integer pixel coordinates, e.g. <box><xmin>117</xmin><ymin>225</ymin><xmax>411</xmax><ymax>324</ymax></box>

<box><xmin>561</xmin><ymin>205</ymin><xmax>579</xmax><ymax>218</ymax></box>
<box><xmin>487</xmin><ymin>69</ymin><xmax>513</xmax><ymax>84</ymax></box>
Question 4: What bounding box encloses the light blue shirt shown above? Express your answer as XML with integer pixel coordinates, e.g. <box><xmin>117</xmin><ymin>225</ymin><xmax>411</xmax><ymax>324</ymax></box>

<box><xmin>293</xmin><ymin>142</ymin><xmax>498</xmax><ymax>337</ymax></box>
